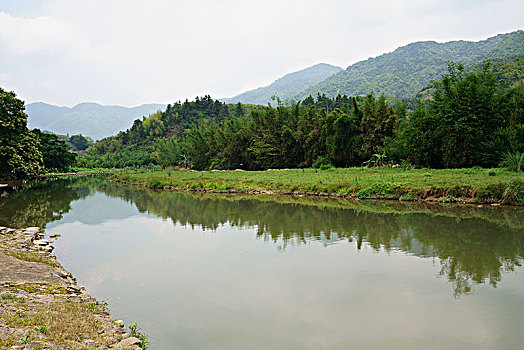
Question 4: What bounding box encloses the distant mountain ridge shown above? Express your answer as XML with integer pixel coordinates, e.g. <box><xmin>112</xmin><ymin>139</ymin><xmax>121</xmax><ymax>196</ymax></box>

<box><xmin>26</xmin><ymin>102</ymin><xmax>166</xmax><ymax>140</ymax></box>
<box><xmin>297</xmin><ymin>30</ymin><xmax>524</xmax><ymax>99</ymax></box>
<box><xmin>222</xmin><ymin>63</ymin><xmax>342</xmax><ymax>105</ymax></box>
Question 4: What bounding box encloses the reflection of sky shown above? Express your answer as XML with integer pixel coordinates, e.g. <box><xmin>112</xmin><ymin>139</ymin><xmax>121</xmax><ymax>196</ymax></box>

<box><xmin>47</xmin><ymin>191</ymin><xmax>524</xmax><ymax>349</ymax></box>
<box><xmin>48</xmin><ymin>192</ymin><xmax>141</xmax><ymax>226</ymax></box>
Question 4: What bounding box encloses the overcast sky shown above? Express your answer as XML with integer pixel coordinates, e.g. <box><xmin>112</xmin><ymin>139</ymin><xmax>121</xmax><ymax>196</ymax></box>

<box><xmin>0</xmin><ymin>0</ymin><xmax>522</xmax><ymax>107</ymax></box>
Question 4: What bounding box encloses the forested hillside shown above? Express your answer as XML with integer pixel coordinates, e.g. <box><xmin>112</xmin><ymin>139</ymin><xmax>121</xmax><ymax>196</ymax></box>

<box><xmin>78</xmin><ymin>96</ymin><xmax>264</xmax><ymax>167</ymax></box>
<box><xmin>151</xmin><ymin>64</ymin><xmax>523</xmax><ymax>171</ymax></box>
<box><xmin>298</xmin><ymin>30</ymin><xmax>524</xmax><ymax>99</ymax></box>
<box><xmin>222</xmin><ymin>63</ymin><xmax>342</xmax><ymax>105</ymax></box>
<box><xmin>417</xmin><ymin>54</ymin><xmax>524</xmax><ymax>98</ymax></box>
<box><xmin>26</xmin><ymin>102</ymin><xmax>166</xmax><ymax>140</ymax></box>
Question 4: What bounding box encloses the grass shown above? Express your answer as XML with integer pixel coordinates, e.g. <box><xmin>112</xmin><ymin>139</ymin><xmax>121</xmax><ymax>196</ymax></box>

<box><xmin>0</xmin><ymin>283</ymin><xmax>116</xmax><ymax>349</ymax></box>
<box><xmin>2</xmin><ymin>250</ymin><xmax>61</xmax><ymax>268</ymax></box>
<box><xmin>111</xmin><ymin>167</ymin><xmax>524</xmax><ymax>205</ymax></box>
<box><xmin>1</xmin><ymin>301</ymin><xmax>110</xmax><ymax>347</ymax></box>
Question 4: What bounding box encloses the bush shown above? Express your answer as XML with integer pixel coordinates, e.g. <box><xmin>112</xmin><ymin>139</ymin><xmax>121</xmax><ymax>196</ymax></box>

<box><xmin>312</xmin><ymin>156</ymin><xmax>333</xmax><ymax>170</ymax></box>
<box><xmin>499</xmin><ymin>152</ymin><xmax>523</xmax><ymax>172</ymax></box>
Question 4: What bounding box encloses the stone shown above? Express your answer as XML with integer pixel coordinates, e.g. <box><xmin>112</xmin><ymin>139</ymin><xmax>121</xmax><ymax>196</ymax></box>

<box><xmin>40</xmin><ymin>246</ymin><xmax>54</xmax><ymax>252</ymax></box>
<box><xmin>52</xmin><ymin>271</ymin><xmax>69</xmax><ymax>279</ymax></box>
<box><xmin>113</xmin><ymin>337</ymin><xmax>141</xmax><ymax>349</ymax></box>
<box><xmin>49</xmin><ymin>233</ymin><xmax>61</xmax><ymax>238</ymax></box>
<box><xmin>67</xmin><ymin>285</ymin><xmax>82</xmax><ymax>292</ymax></box>
<box><xmin>115</xmin><ymin>319</ymin><xmax>125</xmax><ymax>328</ymax></box>
<box><xmin>25</xmin><ymin>227</ymin><xmax>39</xmax><ymax>233</ymax></box>
<box><xmin>33</xmin><ymin>240</ymin><xmax>49</xmax><ymax>246</ymax></box>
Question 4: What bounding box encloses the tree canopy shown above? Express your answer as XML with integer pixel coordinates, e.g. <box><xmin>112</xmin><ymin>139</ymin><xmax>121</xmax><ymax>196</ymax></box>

<box><xmin>0</xmin><ymin>88</ymin><xmax>43</xmax><ymax>179</ymax></box>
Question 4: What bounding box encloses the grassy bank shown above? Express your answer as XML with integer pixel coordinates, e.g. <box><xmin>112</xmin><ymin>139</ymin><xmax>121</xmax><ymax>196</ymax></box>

<box><xmin>111</xmin><ymin>167</ymin><xmax>524</xmax><ymax>205</ymax></box>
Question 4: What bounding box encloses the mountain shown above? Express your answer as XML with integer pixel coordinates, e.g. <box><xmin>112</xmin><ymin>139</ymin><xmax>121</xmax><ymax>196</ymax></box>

<box><xmin>221</xmin><ymin>63</ymin><xmax>342</xmax><ymax>105</ymax></box>
<box><xmin>26</xmin><ymin>102</ymin><xmax>166</xmax><ymax>140</ymax></box>
<box><xmin>297</xmin><ymin>30</ymin><xmax>524</xmax><ymax>99</ymax></box>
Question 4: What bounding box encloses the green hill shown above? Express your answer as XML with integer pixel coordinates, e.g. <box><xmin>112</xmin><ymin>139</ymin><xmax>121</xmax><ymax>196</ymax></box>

<box><xmin>298</xmin><ymin>30</ymin><xmax>524</xmax><ymax>99</ymax></box>
<box><xmin>26</xmin><ymin>102</ymin><xmax>166</xmax><ymax>140</ymax></box>
<box><xmin>221</xmin><ymin>63</ymin><xmax>342</xmax><ymax>105</ymax></box>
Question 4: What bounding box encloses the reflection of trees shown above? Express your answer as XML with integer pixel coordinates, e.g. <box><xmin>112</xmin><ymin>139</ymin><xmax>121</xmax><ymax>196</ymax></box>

<box><xmin>0</xmin><ymin>176</ymin><xmax>103</xmax><ymax>228</ymax></box>
<box><xmin>2</xmin><ymin>177</ymin><xmax>522</xmax><ymax>297</ymax></box>
<box><xmin>98</xmin><ymin>184</ymin><xmax>524</xmax><ymax>297</ymax></box>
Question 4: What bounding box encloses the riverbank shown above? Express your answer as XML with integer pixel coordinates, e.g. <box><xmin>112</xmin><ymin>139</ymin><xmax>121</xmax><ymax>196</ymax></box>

<box><xmin>0</xmin><ymin>226</ymin><xmax>145</xmax><ymax>349</ymax></box>
<box><xmin>110</xmin><ymin>167</ymin><xmax>524</xmax><ymax>205</ymax></box>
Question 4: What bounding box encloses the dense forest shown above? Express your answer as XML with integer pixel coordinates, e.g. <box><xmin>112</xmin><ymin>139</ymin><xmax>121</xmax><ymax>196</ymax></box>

<box><xmin>298</xmin><ymin>30</ymin><xmax>524</xmax><ymax>100</ymax></box>
<box><xmin>76</xmin><ymin>97</ymin><xmax>265</xmax><ymax>168</ymax></box>
<box><xmin>0</xmin><ymin>88</ymin><xmax>77</xmax><ymax>179</ymax></box>
<box><xmin>78</xmin><ymin>62</ymin><xmax>523</xmax><ymax>171</ymax></box>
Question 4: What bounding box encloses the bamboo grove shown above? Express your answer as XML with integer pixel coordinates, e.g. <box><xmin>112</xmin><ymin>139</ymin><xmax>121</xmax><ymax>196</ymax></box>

<box><xmin>80</xmin><ymin>63</ymin><xmax>524</xmax><ymax>170</ymax></box>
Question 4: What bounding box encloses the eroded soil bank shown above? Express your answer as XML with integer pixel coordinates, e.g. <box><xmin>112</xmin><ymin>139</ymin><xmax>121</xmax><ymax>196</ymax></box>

<box><xmin>0</xmin><ymin>226</ymin><xmax>143</xmax><ymax>350</ymax></box>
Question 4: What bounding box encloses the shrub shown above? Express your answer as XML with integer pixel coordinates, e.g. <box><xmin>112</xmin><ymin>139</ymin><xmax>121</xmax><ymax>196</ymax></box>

<box><xmin>312</xmin><ymin>156</ymin><xmax>333</xmax><ymax>170</ymax></box>
<box><xmin>499</xmin><ymin>152</ymin><xmax>523</xmax><ymax>172</ymax></box>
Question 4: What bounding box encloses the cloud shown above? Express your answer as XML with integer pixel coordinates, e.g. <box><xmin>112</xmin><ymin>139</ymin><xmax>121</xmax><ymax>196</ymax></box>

<box><xmin>0</xmin><ymin>0</ymin><xmax>522</xmax><ymax>106</ymax></box>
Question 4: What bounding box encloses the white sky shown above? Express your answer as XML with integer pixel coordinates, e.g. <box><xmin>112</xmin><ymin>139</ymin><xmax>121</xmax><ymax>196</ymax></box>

<box><xmin>0</xmin><ymin>0</ymin><xmax>522</xmax><ymax>107</ymax></box>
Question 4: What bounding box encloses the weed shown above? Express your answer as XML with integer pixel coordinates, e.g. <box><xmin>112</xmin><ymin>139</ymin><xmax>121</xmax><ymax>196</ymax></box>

<box><xmin>37</xmin><ymin>325</ymin><xmax>48</xmax><ymax>334</ymax></box>
<box><xmin>129</xmin><ymin>321</ymin><xmax>150</xmax><ymax>349</ymax></box>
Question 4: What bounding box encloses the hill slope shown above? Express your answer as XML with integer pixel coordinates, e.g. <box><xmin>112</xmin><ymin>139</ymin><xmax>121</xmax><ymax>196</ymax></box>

<box><xmin>26</xmin><ymin>102</ymin><xmax>166</xmax><ymax>140</ymax></box>
<box><xmin>298</xmin><ymin>30</ymin><xmax>524</xmax><ymax>99</ymax></box>
<box><xmin>222</xmin><ymin>63</ymin><xmax>342</xmax><ymax>105</ymax></box>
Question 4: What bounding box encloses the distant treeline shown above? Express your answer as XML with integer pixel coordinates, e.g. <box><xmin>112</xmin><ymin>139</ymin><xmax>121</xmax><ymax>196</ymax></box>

<box><xmin>146</xmin><ymin>63</ymin><xmax>522</xmax><ymax>170</ymax></box>
<box><xmin>76</xmin><ymin>62</ymin><xmax>523</xmax><ymax>171</ymax></box>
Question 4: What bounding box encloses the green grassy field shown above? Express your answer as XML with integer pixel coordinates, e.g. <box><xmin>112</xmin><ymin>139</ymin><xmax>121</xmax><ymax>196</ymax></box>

<box><xmin>111</xmin><ymin>167</ymin><xmax>523</xmax><ymax>205</ymax></box>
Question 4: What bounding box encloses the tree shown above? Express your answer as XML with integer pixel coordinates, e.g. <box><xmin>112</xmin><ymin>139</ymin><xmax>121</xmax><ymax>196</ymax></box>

<box><xmin>34</xmin><ymin>129</ymin><xmax>76</xmax><ymax>171</ymax></box>
<box><xmin>432</xmin><ymin>63</ymin><xmax>502</xmax><ymax>168</ymax></box>
<box><xmin>0</xmin><ymin>88</ymin><xmax>43</xmax><ymax>179</ymax></box>
<box><xmin>69</xmin><ymin>134</ymin><xmax>92</xmax><ymax>151</ymax></box>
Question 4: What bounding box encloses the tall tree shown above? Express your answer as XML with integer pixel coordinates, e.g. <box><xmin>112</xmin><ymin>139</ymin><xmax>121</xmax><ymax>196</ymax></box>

<box><xmin>432</xmin><ymin>63</ymin><xmax>502</xmax><ymax>168</ymax></box>
<box><xmin>0</xmin><ymin>88</ymin><xmax>43</xmax><ymax>179</ymax></box>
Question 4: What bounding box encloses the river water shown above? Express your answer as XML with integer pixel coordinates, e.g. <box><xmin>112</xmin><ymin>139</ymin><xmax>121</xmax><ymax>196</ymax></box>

<box><xmin>1</xmin><ymin>177</ymin><xmax>523</xmax><ymax>349</ymax></box>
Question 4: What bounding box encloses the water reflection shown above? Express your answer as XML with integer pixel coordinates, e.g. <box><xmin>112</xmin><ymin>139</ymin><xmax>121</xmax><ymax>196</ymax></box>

<box><xmin>97</xmin><ymin>183</ymin><xmax>523</xmax><ymax>297</ymax></box>
<box><xmin>0</xmin><ymin>177</ymin><xmax>523</xmax><ymax>298</ymax></box>
<box><xmin>0</xmin><ymin>177</ymin><xmax>104</xmax><ymax>228</ymax></box>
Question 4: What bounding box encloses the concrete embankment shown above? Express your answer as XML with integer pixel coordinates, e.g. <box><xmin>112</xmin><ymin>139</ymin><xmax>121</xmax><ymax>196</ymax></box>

<box><xmin>0</xmin><ymin>226</ymin><xmax>143</xmax><ymax>349</ymax></box>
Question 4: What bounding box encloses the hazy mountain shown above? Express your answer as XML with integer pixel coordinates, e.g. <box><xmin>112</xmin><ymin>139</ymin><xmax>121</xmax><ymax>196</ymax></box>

<box><xmin>221</xmin><ymin>63</ymin><xmax>343</xmax><ymax>105</ymax></box>
<box><xmin>26</xmin><ymin>102</ymin><xmax>166</xmax><ymax>140</ymax></box>
<box><xmin>298</xmin><ymin>30</ymin><xmax>524</xmax><ymax>99</ymax></box>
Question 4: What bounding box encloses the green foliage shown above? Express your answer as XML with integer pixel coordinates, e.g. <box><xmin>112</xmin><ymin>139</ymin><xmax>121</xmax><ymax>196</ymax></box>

<box><xmin>0</xmin><ymin>87</ymin><xmax>43</xmax><ymax>179</ymax></box>
<box><xmin>69</xmin><ymin>134</ymin><xmax>93</xmax><ymax>151</ymax></box>
<box><xmin>399</xmin><ymin>63</ymin><xmax>523</xmax><ymax>168</ymax></box>
<box><xmin>299</xmin><ymin>30</ymin><xmax>524</xmax><ymax>99</ymax></box>
<box><xmin>33</xmin><ymin>129</ymin><xmax>76</xmax><ymax>171</ymax></box>
<box><xmin>76</xmin><ymin>150</ymin><xmax>154</xmax><ymax>168</ymax></box>
<box><xmin>312</xmin><ymin>156</ymin><xmax>333</xmax><ymax>170</ymax></box>
<box><xmin>129</xmin><ymin>322</ymin><xmax>149</xmax><ymax>349</ymax></box>
<box><xmin>500</xmin><ymin>152</ymin><xmax>523</xmax><ymax>172</ymax></box>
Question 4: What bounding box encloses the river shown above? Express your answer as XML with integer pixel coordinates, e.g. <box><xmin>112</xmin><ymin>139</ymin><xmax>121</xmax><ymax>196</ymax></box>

<box><xmin>0</xmin><ymin>177</ymin><xmax>523</xmax><ymax>349</ymax></box>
